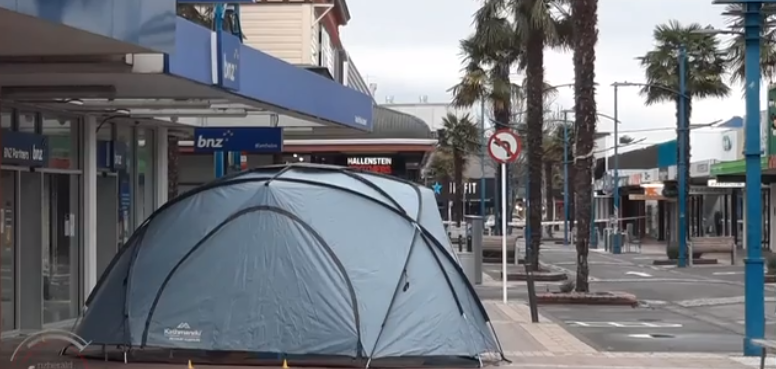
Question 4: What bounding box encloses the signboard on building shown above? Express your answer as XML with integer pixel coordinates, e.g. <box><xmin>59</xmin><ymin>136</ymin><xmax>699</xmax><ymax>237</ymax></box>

<box><xmin>216</xmin><ymin>31</ymin><xmax>241</xmax><ymax>90</ymax></box>
<box><xmin>707</xmin><ymin>179</ymin><xmax>745</xmax><ymax>188</ymax></box>
<box><xmin>347</xmin><ymin>157</ymin><xmax>393</xmax><ymax>174</ymax></box>
<box><xmin>2</xmin><ymin>131</ymin><xmax>47</xmax><ymax>167</ymax></box>
<box><xmin>193</xmin><ymin>127</ymin><xmax>282</xmax><ymax>153</ymax></box>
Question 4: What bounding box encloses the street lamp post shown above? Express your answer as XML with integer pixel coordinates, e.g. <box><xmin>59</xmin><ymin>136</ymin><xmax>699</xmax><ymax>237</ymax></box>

<box><xmin>563</xmin><ymin>110</ymin><xmax>570</xmax><ymax>246</ymax></box>
<box><xmin>698</xmin><ymin>1</ymin><xmax>772</xmax><ymax>354</ymax></box>
<box><xmin>612</xmin><ymin>76</ymin><xmax>689</xmax><ymax>265</ymax></box>
<box><xmin>612</xmin><ymin>84</ymin><xmax>620</xmax><ymax>254</ymax></box>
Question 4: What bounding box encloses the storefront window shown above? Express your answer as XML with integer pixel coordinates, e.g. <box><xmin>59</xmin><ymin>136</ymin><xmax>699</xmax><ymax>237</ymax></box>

<box><xmin>42</xmin><ymin>114</ymin><xmax>77</xmax><ymax>169</ymax></box>
<box><xmin>116</xmin><ymin>124</ymin><xmax>134</xmax><ymax>242</ymax></box>
<box><xmin>1</xmin><ymin>171</ymin><xmax>15</xmax><ymax>331</ymax></box>
<box><xmin>42</xmin><ymin>172</ymin><xmax>79</xmax><ymax>323</ymax></box>
<box><xmin>18</xmin><ymin>111</ymin><xmax>36</xmax><ymax>132</ymax></box>
<box><xmin>135</xmin><ymin>128</ymin><xmax>156</xmax><ymax>225</ymax></box>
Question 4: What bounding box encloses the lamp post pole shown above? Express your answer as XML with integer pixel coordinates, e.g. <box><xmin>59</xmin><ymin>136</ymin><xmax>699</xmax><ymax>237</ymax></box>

<box><xmin>480</xmin><ymin>99</ymin><xmax>486</xmax><ymax>218</ymax></box>
<box><xmin>677</xmin><ymin>45</ymin><xmax>689</xmax><ymax>268</ymax></box>
<box><xmin>612</xmin><ymin>84</ymin><xmax>621</xmax><ymax>254</ymax></box>
<box><xmin>563</xmin><ymin>110</ymin><xmax>570</xmax><ymax>246</ymax></box>
<box><xmin>741</xmin><ymin>0</ymin><xmax>765</xmax><ymax>356</ymax></box>
<box><xmin>706</xmin><ymin>0</ymin><xmax>769</xmax><ymax>355</ymax></box>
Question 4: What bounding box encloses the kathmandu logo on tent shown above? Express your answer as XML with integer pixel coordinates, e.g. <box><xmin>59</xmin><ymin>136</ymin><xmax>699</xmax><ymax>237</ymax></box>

<box><xmin>163</xmin><ymin>322</ymin><xmax>202</xmax><ymax>342</ymax></box>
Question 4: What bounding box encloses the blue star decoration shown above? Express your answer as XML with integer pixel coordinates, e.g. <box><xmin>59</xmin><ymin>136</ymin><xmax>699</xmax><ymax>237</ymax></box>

<box><xmin>431</xmin><ymin>182</ymin><xmax>442</xmax><ymax>194</ymax></box>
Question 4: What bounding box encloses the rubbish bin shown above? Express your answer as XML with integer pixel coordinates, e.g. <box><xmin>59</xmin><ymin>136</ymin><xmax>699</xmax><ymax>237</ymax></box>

<box><xmin>457</xmin><ymin>252</ymin><xmax>476</xmax><ymax>285</ymax></box>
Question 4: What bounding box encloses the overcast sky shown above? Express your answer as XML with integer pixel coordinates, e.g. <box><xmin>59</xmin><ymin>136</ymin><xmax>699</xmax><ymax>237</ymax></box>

<box><xmin>339</xmin><ymin>0</ymin><xmax>757</xmax><ymax>146</ymax></box>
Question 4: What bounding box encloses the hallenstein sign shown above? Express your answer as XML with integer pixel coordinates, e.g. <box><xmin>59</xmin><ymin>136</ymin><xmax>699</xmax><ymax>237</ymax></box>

<box><xmin>347</xmin><ymin>157</ymin><xmax>392</xmax><ymax>174</ymax></box>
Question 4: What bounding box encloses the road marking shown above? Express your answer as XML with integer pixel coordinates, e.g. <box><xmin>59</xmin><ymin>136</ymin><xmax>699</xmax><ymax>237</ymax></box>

<box><xmin>628</xmin><ymin>334</ymin><xmax>655</xmax><ymax>339</ymax></box>
<box><xmin>713</xmin><ymin>271</ymin><xmax>743</xmax><ymax>275</ymax></box>
<box><xmin>566</xmin><ymin>321</ymin><xmax>682</xmax><ymax>328</ymax></box>
<box><xmin>736</xmin><ymin>320</ymin><xmax>776</xmax><ymax>325</ymax></box>
<box><xmin>626</xmin><ymin>271</ymin><xmax>652</xmax><ymax>277</ymax></box>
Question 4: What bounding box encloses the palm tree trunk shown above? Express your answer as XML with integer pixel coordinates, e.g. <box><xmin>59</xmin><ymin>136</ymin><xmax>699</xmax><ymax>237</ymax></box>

<box><xmin>453</xmin><ymin>151</ymin><xmax>465</xmax><ymax>226</ymax></box>
<box><xmin>493</xmin><ymin>62</ymin><xmax>513</xmax><ymax>235</ymax></box>
<box><xmin>168</xmin><ymin>136</ymin><xmax>180</xmax><ymax>200</ymax></box>
<box><xmin>569</xmin><ymin>160</ymin><xmax>577</xmax><ymax>231</ymax></box>
<box><xmin>572</xmin><ymin>0</ymin><xmax>599</xmax><ymax>293</ymax></box>
<box><xmin>525</xmin><ymin>25</ymin><xmax>545</xmax><ymax>271</ymax></box>
<box><xmin>544</xmin><ymin>161</ymin><xmax>554</xmax><ymax>236</ymax></box>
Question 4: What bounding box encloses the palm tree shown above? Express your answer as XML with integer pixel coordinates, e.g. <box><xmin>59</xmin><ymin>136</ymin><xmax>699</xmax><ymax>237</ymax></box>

<box><xmin>452</xmin><ymin>0</ymin><xmax>571</xmax><ymax>268</ymax></box>
<box><xmin>723</xmin><ymin>4</ymin><xmax>776</xmax><ymax>87</ymax></box>
<box><xmin>637</xmin><ymin>20</ymin><xmax>730</xmax><ymax>251</ymax></box>
<box><xmin>177</xmin><ymin>4</ymin><xmax>214</xmax><ymax>28</ymax></box>
<box><xmin>514</xmin><ymin>0</ymin><xmax>572</xmax><ymax>267</ymax></box>
<box><xmin>450</xmin><ymin>14</ymin><xmax>522</xmax><ymax>235</ymax></box>
<box><xmin>571</xmin><ymin>0</ymin><xmax>599</xmax><ymax>292</ymax></box>
<box><xmin>437</xmin><ymin>114</ymin><xmax>481</xmax><ymax>225</ymax></box>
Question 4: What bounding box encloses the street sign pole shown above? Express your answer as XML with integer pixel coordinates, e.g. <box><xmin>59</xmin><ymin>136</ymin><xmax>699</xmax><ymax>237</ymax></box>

<box><xmin>501</xmin><ymin>161</ymin><xmax>507</xmax><ymax>303</ymax></box>
<box><xmin>487</xmin><ymin>129</ymin><xmax>521</xmax><ymax>304</ymax></box>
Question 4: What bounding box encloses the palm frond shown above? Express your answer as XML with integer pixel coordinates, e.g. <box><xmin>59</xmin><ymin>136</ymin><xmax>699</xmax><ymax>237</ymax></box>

<box><xmin>637</xmin><ymin>20</ymin><xmax>730</xmax><ymax>105</ymax></box>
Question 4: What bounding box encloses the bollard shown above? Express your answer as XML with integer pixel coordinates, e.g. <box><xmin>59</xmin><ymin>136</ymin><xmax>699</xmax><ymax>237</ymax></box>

<box><xmin>458</xmin><ymin>252</ymin><xmax>476</xmax><ymax>284</ymax></box>
<box><xmin>458</xmin><ymin>234</ymin><xmax>463</xmax><ymax>252</ymax></box>
<box><xmin>466</xmin><ymin>215</ymin><xmax>483</xmax><ymax>285</ymax></box>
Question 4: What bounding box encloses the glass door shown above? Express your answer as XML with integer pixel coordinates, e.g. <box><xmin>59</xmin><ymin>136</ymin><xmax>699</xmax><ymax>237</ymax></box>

<box><xmin>42</xmin><ymin>173</ymin><xmax>78</xmax><ymax>324</ymax></box>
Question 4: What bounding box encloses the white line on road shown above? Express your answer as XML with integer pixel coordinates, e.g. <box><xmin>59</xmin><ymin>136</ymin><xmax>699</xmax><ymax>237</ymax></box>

<box><xmin>567</xmin><ymin>321</ymin><xmax>682</xmax><ymax>328</ymax></box>
<box><xmin>626</xmin><ymin>271</ymin><xmax>652</xmax><ymax>277</ymax></box>
<box><xmin>713</xmin><ymin>271</ymin><xmax>743</xmax><ymax>275</ymax></box>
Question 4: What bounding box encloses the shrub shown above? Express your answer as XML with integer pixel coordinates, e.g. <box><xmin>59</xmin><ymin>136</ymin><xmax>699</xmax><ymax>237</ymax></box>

<box><xmin>666</xmin><ymin>245</ymin><xmax>702</xmax><ymax>260</ymax></box>
<box><xmin>666</xmin><ymin>246</ymin><xmax>679</xmax><ymax>260</ymax></box>
<box><xmin>559</xmin><ymin>280</ymin><xmax>575</xmax><ymax>293</ymax></box>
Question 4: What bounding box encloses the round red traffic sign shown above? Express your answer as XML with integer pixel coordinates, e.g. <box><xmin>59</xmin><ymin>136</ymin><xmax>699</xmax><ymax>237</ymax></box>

<box><xmin>487</xmin><ymin>129</ymin><xmax>521</xmax><ymax>163</ymax></box>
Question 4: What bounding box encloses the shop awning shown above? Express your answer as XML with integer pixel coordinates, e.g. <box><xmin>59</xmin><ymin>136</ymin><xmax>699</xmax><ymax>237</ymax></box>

<box><xmin>0</xmin><ymin>15</ymin><xmax>373</xmax><ymax>132</ymax></box>
<box><xmin>0</xmin><ymin>0</ymin><xmax>177</xmax><ymax>55</ymax></box>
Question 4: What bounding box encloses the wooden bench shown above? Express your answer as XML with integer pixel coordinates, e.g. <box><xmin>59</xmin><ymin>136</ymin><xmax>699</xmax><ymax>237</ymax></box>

<box><xmin>751</xmin><ymin>339</ymin><xmax>776</xmax><ymax>369</ymax></box>
<box><xmin>688</xmin><ymin>237</ymin><xmax>735</xmax><ymax>265</ymax></box>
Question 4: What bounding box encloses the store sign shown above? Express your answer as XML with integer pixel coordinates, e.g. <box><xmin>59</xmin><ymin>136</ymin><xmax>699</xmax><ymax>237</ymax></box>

<box><xmin>2</xmin><ymin>130</ymin><xmax>47</xmax><ymax>167</ymax></box>
<box><xmin>216</xmin><ymin>31</ymin><xmax>241</xmax><ymax>90</ymax></box>
<box><xmin>97</xmin><ymin>141</ymin><xmax>128</xmax><ymax>170</ymax></box>
<box><xmin>347</xmin><ymin>157</ymin><xmax>392</xmax><ymax>174</ymax></box>
<box><xmin>193</xmin><ymin>127</ymin><xmax>282</xmax><ymax>153</ymax></box>
<box><xmin>449</xmin><ymin>182</ymin><xmax>478</xmax><ymax>195</ymax></box>
<box><xmin>690</xmin><ymin>186</ymin><xmax>730</xmax><ymax>195</ymax></box>
<box><xmin>707</xmin><ymin>179</ymin><xmax>745</xmax><ymax>188</ymax></box>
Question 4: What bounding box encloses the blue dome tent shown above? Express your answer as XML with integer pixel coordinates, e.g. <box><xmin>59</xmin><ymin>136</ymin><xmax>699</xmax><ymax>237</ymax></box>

<box><xmin>74</xmin><ymin>164</ymin><xmax>506</xmax><ymax>366</ymax></box>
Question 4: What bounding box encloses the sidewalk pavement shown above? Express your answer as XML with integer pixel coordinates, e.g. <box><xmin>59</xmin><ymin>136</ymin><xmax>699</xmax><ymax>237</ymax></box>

<box><xmin>484</xmin><ymin>300</ymin><xmax>766</xmax><ymax>368</ymax></box>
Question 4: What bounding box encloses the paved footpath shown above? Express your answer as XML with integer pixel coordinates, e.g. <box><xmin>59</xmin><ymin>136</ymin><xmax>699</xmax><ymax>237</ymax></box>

<box><xmin>484</xmin><ymin>300</ymin><xmax>768</xmax><ymax>368</ymax></box>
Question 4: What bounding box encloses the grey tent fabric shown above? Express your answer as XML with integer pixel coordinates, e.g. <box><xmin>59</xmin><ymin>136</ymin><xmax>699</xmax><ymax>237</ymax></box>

<box><xmin>77</xmin><ymin>163</ymin><xmax>504</xmax><ymax>363</ymax></box>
